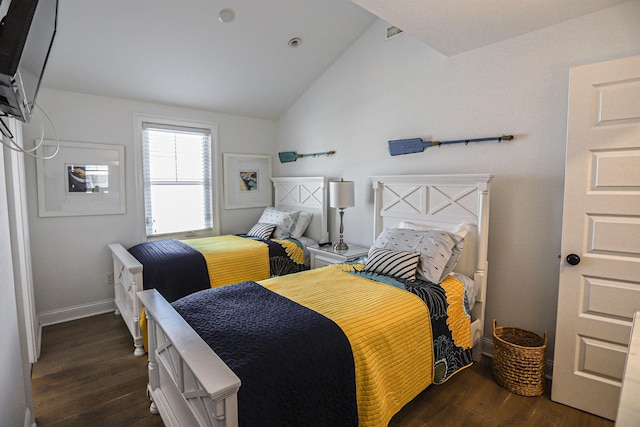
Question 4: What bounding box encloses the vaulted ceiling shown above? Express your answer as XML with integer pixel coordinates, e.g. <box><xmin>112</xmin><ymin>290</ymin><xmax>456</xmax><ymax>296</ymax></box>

<box><xmin>351</xmin><ymin>0</ymin><xmax>630</xmax><ymax>56</ymax></box>
<box><xmin>41</xmin><ymin>0</ymin><xmax>631</xmax><ymax>120</ymax></box>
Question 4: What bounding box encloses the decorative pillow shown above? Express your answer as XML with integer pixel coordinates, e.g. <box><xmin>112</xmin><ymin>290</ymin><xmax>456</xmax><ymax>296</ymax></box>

<box><xmin>364</xmin><ymin>248</ymin><xmax>421</xmax><ymax>281</ymax></box>
<box><xmin>290</xmin><ymin>211</ymin><xmax>313</xmax><ymax>239</ymax></box>
<box><xmin>394</xmin><ymin>221</ymin><xmax>469</xmax><ymax>239</ymax></box>
<box><xmin>247</xmin><ymin>223</ymin><xmax>276</xmax><ymax>240</ymax></box>
<box><xmin>371</xmin><ymin>228</ymin><xmax>464</xmax><ymax>284</ymax></box>
<box><xmin>258</xmin><ymin>207</ymin><xmax>300</xmax><ymax>239</ymax></box>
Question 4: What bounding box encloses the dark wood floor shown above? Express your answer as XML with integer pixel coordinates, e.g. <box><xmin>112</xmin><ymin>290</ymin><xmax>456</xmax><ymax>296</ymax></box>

<box><xmin>32</xmin><ymin>312</ymin><xmax>614</xmax><ymax>427</ymax></box>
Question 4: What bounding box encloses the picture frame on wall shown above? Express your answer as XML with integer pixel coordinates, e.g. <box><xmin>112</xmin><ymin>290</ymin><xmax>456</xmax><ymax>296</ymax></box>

<box><xmin>223</xmin><ymin>153</ymin><xmax>272</xmax><ymax>209</ymax></box>
<box><xmin>35</xmin><ymin>140</ymin><xmax>126</xmax><ymax>217</ymax></box>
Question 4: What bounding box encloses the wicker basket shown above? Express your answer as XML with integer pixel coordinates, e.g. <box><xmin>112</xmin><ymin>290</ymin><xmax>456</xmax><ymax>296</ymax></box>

<box><xmin>492</xmin><ymin>319</ymin><xmax>547</xmax><ymax>396</ymax></box>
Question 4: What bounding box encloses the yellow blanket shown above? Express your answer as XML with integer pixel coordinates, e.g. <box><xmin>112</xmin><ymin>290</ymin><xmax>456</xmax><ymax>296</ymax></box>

<box><xmin>183</xmin><ymin>235</ymin><xmax>270</xmax><ymax>287</ymax></box>
<box><xmin>260</xmin><ymin>267</ymin><xmax>434</xmax><ymax>427</ymax></box>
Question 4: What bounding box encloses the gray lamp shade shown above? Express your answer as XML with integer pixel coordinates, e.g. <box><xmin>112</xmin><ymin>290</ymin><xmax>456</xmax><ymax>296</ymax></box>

<box><xmin>329</xmin><ymin>180</ymin><xmax>355</xmax><ymax>209</ymax></box>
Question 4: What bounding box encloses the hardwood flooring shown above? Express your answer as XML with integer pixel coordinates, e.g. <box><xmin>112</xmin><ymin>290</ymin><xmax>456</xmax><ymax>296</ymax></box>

<box><xmin>32</xmin><ymin>313</ymin><xmax>614</xmax><ymax>427</ymax></box>
<box><xmin>32</xmin><ymin>312</ymin><xmax>163</xmax><ymax>427</ymax></box>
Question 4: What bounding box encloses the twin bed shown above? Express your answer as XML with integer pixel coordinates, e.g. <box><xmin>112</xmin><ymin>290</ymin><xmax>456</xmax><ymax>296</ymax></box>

<box><xmin>132</xmin><ymin>173</ymin><xmax>493</xmax><ymax>427</ymax></box>
<box><xmin>109</xmin><ymin>176</ymin><xmax>329</xmax><ymax>356</ymax></box>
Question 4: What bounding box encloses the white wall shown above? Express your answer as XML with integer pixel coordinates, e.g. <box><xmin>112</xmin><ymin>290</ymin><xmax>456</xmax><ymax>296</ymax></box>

<box><xmin>275</xmin><ymin>2</ymin><xmax>640</xmax><ymax>359</ymax></box>
<box><xmin>23</xmin><ymin>89</ymin><xmax>277</xmax><ymax>322</ymax></box>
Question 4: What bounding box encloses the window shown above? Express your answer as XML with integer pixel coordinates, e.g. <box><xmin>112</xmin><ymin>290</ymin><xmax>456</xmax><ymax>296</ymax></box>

<box><xmin>142</xmin><ymin>121</ymin><xmax>214</xmax><ymax>237</ymax></box>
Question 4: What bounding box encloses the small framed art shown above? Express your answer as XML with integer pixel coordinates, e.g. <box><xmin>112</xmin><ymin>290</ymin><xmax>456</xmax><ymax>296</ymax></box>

<box><xmin>223</xmin><ymin>153</ymin><xmax>272</xmax><ymax>209</ymax></box>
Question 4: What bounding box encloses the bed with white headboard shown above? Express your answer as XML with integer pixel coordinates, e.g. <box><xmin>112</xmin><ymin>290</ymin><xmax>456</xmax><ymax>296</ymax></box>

<box><xmin>134</xmin><ymin>173</ymin><xmax>493</xmax><ymax>427</ymax></box>
<box><xmin>370</xmin><ymin>174</ymin><xmax>492</xmax><ymax>360</ymax></box>
<box><xmin>108</xmin><ymin>176</ymin><xmax>329</xmax><ymax>356</ymax></box>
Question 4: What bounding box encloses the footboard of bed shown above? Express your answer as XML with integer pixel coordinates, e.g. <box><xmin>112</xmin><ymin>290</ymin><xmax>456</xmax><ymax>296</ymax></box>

<box><xmin>139</xmin><ymin>289</ymin><xmax>241</xmax><ymax>427</ymax></box>
<box><xmin>108</xmin><ymin>243</ymin><xmax>145</xmax><ymax>356</ymax></box>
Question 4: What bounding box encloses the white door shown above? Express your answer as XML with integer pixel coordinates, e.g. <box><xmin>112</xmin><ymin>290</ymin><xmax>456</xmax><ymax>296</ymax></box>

<box><xmin>551</xmin><ymin>55</ymin><xmax>640</xmax><ymax>421</ymax></box>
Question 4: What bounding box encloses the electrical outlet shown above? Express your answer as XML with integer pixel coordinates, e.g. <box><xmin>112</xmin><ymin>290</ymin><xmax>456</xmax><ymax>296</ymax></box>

<box><xmin>105</xmin><ymin>271</ymin><xmax>114</xmax><ymax>285</ymax></box>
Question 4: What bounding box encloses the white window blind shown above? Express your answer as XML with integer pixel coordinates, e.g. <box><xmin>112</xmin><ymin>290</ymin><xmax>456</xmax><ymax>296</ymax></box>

<box><xmin>142</xmin><ymin>122</ymin><xmax>212</xmax><ymax>236</ymax></box>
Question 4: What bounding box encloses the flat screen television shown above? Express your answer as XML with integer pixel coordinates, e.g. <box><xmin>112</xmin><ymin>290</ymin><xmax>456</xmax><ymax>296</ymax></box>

<box><xmin>0</xmin><ymin>0</ymin><xmax>57</xmax><ymax>123</ymax></box>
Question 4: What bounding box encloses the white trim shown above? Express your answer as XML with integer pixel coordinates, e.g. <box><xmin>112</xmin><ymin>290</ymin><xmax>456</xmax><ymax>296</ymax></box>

<box><xmin>24</xmin><ymin>407</ymin><xmax>35</xmax><ymax>427</ymax></box>
<box><xmin>3</xmin><ymin>120</ymin><xmax>40</xmax><ymax>363</ymax></box>
<box><xmin>38</xmin><ymin>299</ymin><xmax>115</xmax><ymax>327</ymax></box>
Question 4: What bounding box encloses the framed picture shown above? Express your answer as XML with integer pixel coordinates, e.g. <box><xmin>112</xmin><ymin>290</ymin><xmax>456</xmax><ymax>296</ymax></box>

<box><xmin>36</xmin><ymin>140</ymin><xmax>126</xmax><ymax>217</ymax></box>
<box><xmin>223</xmin><ymin>153</ymin><xmax>272</xmax><ymax>209</ymax></box>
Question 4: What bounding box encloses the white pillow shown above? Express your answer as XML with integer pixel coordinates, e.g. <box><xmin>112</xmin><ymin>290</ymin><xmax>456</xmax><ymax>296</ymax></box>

<box><xmin>258</xmin><ymin>207</ymin><xmax>300</xmax><ymax>239</ymax></box>
<box><xmin>449</xmin><ymin>272</ymin><xmax>477</xmax><ymax>310</ymax></box>
<box><xmin>370</xmin><ymin>228</ymin><xmax>464</xmax><ymax>284</ymax></box>
<box><xmin>290</xmin><ymin>211</ymin><xmax>313</xmax><ymax>239</ymax></box>
<box><xmin>394</xmin><ymin>221</ymin><xmax>468</xmax><ymax>239</ymax></box>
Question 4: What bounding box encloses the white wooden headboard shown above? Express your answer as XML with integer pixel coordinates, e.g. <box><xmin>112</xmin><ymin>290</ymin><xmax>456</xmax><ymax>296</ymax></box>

<box><xmin>272</xmin><ymin>176</ymin><xmax>329</xmax><ymax>244</ymax></box>
<box><xmin>370</xmin><ymin>174</ymin><xmax>493</xmax><ymax>359</ymax></box>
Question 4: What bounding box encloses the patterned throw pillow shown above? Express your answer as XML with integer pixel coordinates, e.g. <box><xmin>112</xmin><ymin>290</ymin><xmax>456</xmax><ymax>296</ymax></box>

<box><xmin>247</xmin><ymin>223</ymin><xmax>276</xmax><ymax>240</ymax></box>
<box><xmin>364</xmin><ymin>248</ymin><xmax>421</xmax><ymax>281</ymax></box>
<box><xmin>258</xmin><ymin>207</ymin><xmax>300</xmax><ymax>239</ymax></box>
<box><xmin>290</xmin><ymin>211</ymin><xmax>313</xmax><ymax>239</ymax></box>
<box><xmin>370</xmin><ymin>228</ymin><xmax>464</xmax><ymax>284</ymax></box>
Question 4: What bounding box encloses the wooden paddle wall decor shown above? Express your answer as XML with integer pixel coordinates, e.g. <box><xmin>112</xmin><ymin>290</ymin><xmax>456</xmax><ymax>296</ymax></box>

<box><xmin>388</xmin><ymin>135</ymin><xmax>513</xmax><ymax>156</ymax></box>
<box><xmin>278</xmin><ymin>150</ymin><xmax>335</xmax><ymax>163</ymax></box>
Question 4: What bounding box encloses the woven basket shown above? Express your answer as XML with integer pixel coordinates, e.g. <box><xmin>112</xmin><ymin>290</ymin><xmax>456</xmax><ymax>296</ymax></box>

<box><xmin>492</xmin><ymin>319</ymin><xmax>547</xmax><ymax>396</ymax></box>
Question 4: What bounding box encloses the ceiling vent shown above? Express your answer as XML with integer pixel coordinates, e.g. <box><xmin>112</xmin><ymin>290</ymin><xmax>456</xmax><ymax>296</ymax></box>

<box><xmin>385</xmin><ymin>25</ymin><xmax>403</xmax><ymax>40</ymax></box>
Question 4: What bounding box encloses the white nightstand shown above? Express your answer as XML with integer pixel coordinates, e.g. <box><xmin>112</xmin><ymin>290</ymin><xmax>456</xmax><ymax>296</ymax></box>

<box><xmin>308</xmin><ymin>244</ymin><xmax>369</xmax><ymax>269</ymax></box>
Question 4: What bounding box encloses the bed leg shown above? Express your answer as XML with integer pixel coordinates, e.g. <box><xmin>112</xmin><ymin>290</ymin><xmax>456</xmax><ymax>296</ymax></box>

<box><xmin>147</xmin><ymin>385</ymin><xmax>159</xmax><ymax>415</ymax></box>
<box><xmin>134</xmin><ymin>344</ymin><xmax>146</xmax><ymax>357</ymax></box>
<box><xmin>472</xmin><ymin>342</ymin><xmax>483</xmax><ymax>361</ymax></box>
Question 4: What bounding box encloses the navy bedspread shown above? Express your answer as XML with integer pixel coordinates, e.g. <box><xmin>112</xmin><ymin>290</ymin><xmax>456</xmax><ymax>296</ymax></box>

<box><xmin>127</xmin><ymin>239</ymin><xmax>210</xmax><ymax>303</ymax></box>
<box><xmin>172</xmin><ymin>281</ymin><xmax>357</xmax><ymax>427</ymax></box>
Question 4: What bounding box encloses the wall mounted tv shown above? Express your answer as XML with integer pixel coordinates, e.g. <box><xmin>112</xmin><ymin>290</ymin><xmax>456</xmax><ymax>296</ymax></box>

<box><xmin>0</xmin><ymin>0</ymin><xmax>57</xmax><ymax>123</ymax></box>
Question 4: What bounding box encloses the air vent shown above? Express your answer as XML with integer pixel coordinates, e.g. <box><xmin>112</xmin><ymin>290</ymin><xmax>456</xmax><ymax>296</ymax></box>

<box><xmin>385</xmin><ymin>26</ymin><xmax>403</xmax><ymax>40</ymax></box>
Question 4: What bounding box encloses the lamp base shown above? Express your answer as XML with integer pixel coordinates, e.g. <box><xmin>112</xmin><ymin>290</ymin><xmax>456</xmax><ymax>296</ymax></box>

<box><xmin>333</xmin><ymin>239</ymin><xmax>349</xmax><ymax>252</ymax></box>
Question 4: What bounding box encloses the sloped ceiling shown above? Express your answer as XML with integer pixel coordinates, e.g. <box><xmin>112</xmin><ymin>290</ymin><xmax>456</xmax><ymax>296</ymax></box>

<box><xmin>43</xmin><ymin>0</ymin><xmax>376</xmax><ymax>121</ymax></box>
<box><xmin>41</xmin><ymin>0</ymin><xmax>631</xmax><ymax>121</ymax></box>
<box><xmin>351</xmin><ymin>0</ymin><xmax>632</xmax><ymax>56</ymax></box>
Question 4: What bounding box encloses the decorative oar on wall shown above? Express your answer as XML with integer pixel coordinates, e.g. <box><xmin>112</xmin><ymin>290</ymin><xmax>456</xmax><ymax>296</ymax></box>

<box><xmin>278</xmin><ymin>150</ymin><xmax>336</xmax><ymax>163</ymax></box>
<box><xmin>388</xmin><ymin>135</ymin><xmax>513</xmax><ymax>156</ymax></box>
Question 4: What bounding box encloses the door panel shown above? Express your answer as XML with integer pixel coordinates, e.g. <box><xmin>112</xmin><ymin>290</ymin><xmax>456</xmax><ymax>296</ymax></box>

<box><xmin>552</xmin><ymin>55</ymin><xmax>640</xmax><ymax>420</ymax></box>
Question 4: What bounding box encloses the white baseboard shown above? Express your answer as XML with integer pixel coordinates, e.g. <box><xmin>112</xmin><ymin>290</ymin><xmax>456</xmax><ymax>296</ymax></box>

<box><xmin>38</xmin><ymin>299</ymin><xmax>115</xmax><ymax>327</ymax></box>
<box><xmin>24</xmin><ymin>407</ymin><xmax>35</xmax><ymax>427</ymax></box>
<box><xmin>481</xmin><ymin>336</ymin><xmax>554</xmax><ymax>379</ymax></box>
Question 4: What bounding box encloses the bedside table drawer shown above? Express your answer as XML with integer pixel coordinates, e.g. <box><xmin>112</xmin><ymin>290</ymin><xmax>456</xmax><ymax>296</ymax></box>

<box><xmin>308</xmin><ymin>245</ymin><xmax>369</xmax><ymax>269</ymax></box>
<box><xmin>313</xmin><ymin>255</ymin><xmax>340</xmax><ymax>269</ymax></box>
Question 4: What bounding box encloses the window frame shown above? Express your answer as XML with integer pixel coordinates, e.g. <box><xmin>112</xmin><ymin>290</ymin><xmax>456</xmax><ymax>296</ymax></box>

<box><xmin>134</xmin><ymin>114</ymin><xmax>220</xmax><ymax>241</ymax></box>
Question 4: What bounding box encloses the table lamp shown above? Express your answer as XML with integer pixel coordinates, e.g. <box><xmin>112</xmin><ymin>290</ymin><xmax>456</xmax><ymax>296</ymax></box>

<box><xmin>329</xmin><ymin>179</ymin><xmax>355</xmax><ymax>251</ymax></box>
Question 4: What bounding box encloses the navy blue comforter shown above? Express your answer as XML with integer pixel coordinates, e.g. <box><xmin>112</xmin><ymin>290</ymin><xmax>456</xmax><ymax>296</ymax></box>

<box><xmin>127</xmin><ymin>239</ymin><xmax>210</xmax><ymax>302</ymax></box>
<box><xmin>172</xmin><ymin>281</ymin><xmax>358</xmax><ymax>427</ymax></box>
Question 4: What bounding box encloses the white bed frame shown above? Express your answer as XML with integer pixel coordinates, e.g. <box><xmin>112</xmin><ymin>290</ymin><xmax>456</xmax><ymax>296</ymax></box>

<box><xmin>370</xmin><ymin>174</ymin><xmax>492</xmax><ymax>361</ymax></box>
<box><xmin>136</xmin><ymin>174</ymin><xmax>493</xmax><ymax>427</ymax></box>
<box><xmin>109</xmin><ymin>176</ymin><xmax>329</xmax><ymax>356</ymax></box>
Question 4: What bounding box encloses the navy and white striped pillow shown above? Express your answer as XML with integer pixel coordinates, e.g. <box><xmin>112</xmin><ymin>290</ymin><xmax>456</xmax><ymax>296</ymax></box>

<box><xmin>364</xmin><ymin>248</ymin><xmax>421</xmax><ymax>281</ymax></box>
<box><xmin>247</xmin><ymin>223</ymin><xmax>276</xmax><ymax>240</ymax></box>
